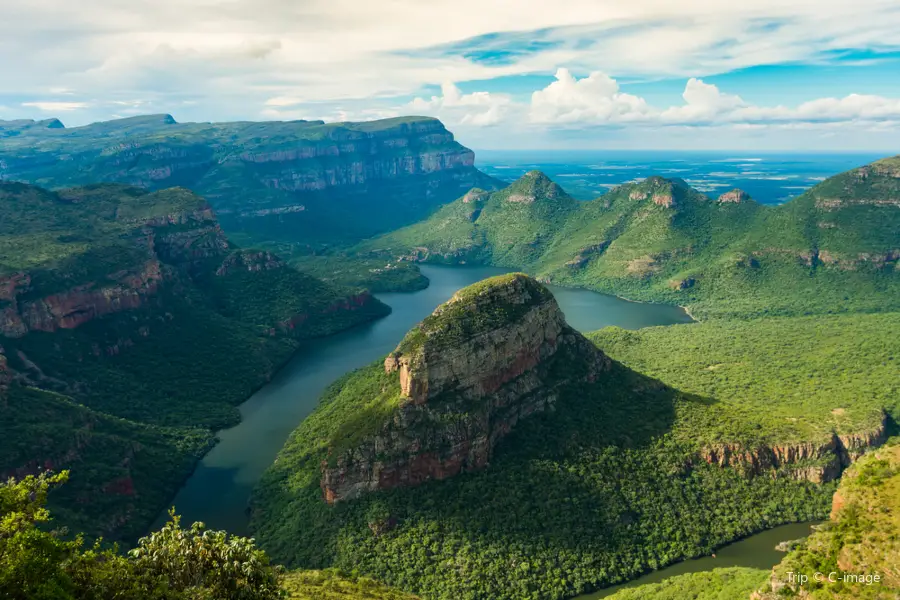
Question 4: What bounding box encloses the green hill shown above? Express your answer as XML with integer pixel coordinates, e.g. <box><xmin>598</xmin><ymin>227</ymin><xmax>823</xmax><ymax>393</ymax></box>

<box><xmin>359</xmin><ymin>157</ymin><xmax>900</xmax><ymax>319</ymax></box>
<box><xmin>0</xmin><ymin>181</ymin><xmax>389</xmax><ymax>541</ymax></box>
<box><xmin>251</xmin><ymin>275</ymin><xmax>900</xmax><ymax>600</ymax></box>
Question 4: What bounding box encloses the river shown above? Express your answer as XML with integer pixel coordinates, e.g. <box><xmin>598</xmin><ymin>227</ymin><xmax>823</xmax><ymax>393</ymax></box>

<box><xmin>575</xmin><ymin>521</ymin><xmax>820</xmax><ymax>598</ymax></box>
<box><xmin>156</xmin><ymin>265</ymin><xmax>692</xmax><ymax>535</ymax></box>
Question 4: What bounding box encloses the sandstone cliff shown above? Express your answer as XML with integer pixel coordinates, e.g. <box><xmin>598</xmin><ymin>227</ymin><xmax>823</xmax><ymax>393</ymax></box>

<box><xmin>320</xmin><ymin>274</ymin><xmax>610</xmax><ymax>503</ymax></box>
<box><xmin>0</xmin><ymin>181</ymin><xmax>390</xmax><ymax>540</ymax></box>
<box><xmin>752</xmin><ymin>443</ymin><xmax>900</xmax><ymax>599</ymax></box>
<box><xmin>699</xmin><ymin>414</ymin><xmax>888</xmax><ymax>483</ymax></box>
<box><xmin>0</xmin><ymin>116</ymin><xmax>502</xmax><ymax>243</ymax></box>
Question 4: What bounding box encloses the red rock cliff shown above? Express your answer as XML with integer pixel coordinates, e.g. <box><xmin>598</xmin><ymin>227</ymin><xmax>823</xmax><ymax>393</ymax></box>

<box><xmin>321</xmin><ymin>274</ymin><xmax>610</xmax><ymax>503</ymax></box>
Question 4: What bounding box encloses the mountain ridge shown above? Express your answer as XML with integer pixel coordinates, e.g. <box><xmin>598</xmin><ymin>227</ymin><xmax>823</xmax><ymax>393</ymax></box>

<box><xmin>359</xmin><ymin>156</ymin><xmax>900</xmax><ymax>319</ymax></box>
<box><xmin>0</xmin><ymin>114</ymin><xmax>503</xmax><ymax>247</ymax></box>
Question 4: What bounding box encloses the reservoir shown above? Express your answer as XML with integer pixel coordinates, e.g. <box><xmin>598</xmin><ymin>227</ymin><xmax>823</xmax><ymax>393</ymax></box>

<box><xmin>156</xmin><ymin>265</ymin><xmax>692</xmax><ymax>534</ymax></box>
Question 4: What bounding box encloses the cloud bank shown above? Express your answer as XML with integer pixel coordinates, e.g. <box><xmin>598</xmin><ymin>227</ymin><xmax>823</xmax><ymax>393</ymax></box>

<box><xmin>2</xmin><ymin>0</ymin><xmax>900</xmax><ymax>148</ymax></box>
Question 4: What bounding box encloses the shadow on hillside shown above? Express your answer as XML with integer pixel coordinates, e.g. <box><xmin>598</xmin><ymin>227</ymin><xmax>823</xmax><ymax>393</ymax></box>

<box><xmin>366</xmin><ymin>361</ymin><xmax>722</xmax><ymax>550</ymax></box>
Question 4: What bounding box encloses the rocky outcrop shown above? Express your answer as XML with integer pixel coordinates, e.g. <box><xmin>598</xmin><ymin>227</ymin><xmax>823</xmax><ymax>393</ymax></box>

<box><xmin>1</xmin><ymin>260</ymin><xmax>165</xmax><ymax>337</ymax></box>
<box><xmin>320</xmin><ymin>274</ymin><xmax>610</xmax><ymax>503</ymax></box>
<box><xmin>700</xmin><ymin>414</ymin><xmax>888</xmax><ymax>483</ymax></box>
<box><xmin>717</xmin><ymin>188</ymin><xmax>751</xmax><ymax>203</ymax></box>
<box><xmin>566</xmin><ymin>242</ymin><xmax>610</xmax><ymax>268</ymax></box>
<box><xmin>215</xmin><ymin>250</ymin><xmax>284</xmax><ymax>276</ymax></box>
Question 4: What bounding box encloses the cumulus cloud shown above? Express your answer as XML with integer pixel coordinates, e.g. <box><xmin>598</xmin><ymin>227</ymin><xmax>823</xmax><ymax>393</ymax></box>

<box><xmin>2</xmin><ymin>0</ymin><xmax>900</xmax><ymax>128</ymax></box>
<box><xmin>409</xmin><ymin>82</ymin><xmax>512</xmax><ymax>126</ymax></box>
<box><xmin>658</xmin><ymin>79</ymin><xmax>900</xmax><ymax>125</ymax></box>
<box><xmin>529</xmin><ymin>68</ymin><xmax>655</xmax><ymax>124</ymax></box>
<box><xmin>517</xmin><ymin>72</ymin><xmax>900</xmax><ymax>128</ymax></box>
<box><xmin>660</xmin><ymin>78</ymin><xmax>745</xmax><ymax>123</ymax></box>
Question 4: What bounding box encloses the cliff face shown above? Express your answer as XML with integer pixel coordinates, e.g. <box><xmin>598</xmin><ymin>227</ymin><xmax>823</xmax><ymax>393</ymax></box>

<box><xmin>0</xmin><ymin>260</ymin><xmax>164</xmax><ymax>337</ymax></box>
<box><xmin>700</xmin><ymin>415</ymin><xmax>888</xmax><ymax>483</ymax></box>
<box><xmin>0</xmin><ymin>116</ymin><xmax>502</xmax><ymax>244</ymax></box>
<box><xmin>320</xmin><ymin>274</ymin><xmax>610</xmax><ymax>503</ymax></box>
<box><xmin>753</xmin><ymin>443</ymin><xmax>900</xmax><ymax>599</ymax></box>
<box><xmin>0</xmin><ymin>181</ymin><xmax>390</xmax><ymax>540</ymax></box>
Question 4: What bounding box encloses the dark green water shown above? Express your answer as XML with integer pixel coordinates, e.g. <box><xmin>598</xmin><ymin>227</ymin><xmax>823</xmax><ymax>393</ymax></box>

<box><xmin>156</xmin><ymin>265</ymin><xmax>691</xmax><ymax>534</ymax></box>
<box><xmin>576</xmin><ymin>521</ymin><xmax>820</xmax><ymax>598</ymax></box>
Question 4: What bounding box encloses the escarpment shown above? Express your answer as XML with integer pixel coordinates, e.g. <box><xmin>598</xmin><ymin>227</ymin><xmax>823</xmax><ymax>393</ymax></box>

<box><xmin>0</xmin><ymin>181</ymin><xmax>390</xmax><ymax>539</ymax></box>
<box><xmin>700</xmin><ymin>414</ymin><xmax>888</xmax><ymax>483</ymax></box>
<box><xmin>320</xmin><ymin>274</ymin><xmax>610</xmax><ymax>503</ymax></box>
<box><xmin>0</xmin><ymin>115</ymin><xmax>502</xmax><ymax>243</ymax></box>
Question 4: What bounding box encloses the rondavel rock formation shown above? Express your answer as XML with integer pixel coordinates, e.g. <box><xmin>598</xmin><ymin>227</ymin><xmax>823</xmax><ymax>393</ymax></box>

<box><xmin>320</xmin><ymin>273</ymin><xmax>611</xmax><ymax>503</ymax></box>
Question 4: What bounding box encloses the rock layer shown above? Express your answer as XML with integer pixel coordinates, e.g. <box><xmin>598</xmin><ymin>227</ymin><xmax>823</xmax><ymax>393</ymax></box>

<box><xmin>321</xmin><ymin>274</ymin><xmax>610</xmax><ymax>503</ymax></box>
<box><xmin>700</xmin><ymin>414</ymin><xmax>888</xmax><ymax>483</ymax></box>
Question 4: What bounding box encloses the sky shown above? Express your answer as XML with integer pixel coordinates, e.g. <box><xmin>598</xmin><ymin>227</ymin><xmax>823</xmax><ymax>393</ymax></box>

<box><xmin>2</xmin><ymin>0</ymin><xmax>900</xmax><ymax>151</ymax></box>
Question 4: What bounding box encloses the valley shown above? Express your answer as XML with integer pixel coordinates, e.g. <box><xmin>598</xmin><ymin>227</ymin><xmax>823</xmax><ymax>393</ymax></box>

<box><xmin>158</xmin><ymin>264</ymin><xmax>691</xmax><ymax>536</ymax></box>
<box><xmin>0</xmin><ymin>115</ymin><xmax>897</xmax><ymax>600</ymax></box>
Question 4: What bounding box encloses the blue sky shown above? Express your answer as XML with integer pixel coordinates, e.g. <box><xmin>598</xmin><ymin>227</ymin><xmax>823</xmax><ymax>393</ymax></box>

<box><xmin>2</xmin><ymin>0</ymin><xmax>900</xmax><ymax>151</ymax></box>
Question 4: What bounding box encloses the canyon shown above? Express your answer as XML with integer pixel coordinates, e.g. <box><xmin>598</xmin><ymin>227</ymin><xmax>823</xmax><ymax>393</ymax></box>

<box><xmin>0</xmin><ymin>115</ymin><xmax>502</xmax><ymax>245</ymax></box>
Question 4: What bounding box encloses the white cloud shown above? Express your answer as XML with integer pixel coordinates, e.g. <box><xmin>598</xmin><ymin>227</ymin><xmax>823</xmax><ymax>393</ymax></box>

<box><xmin>21</xmin><ymin>101</ymin><xmax>89</xmax><ymax>112</ymax></box>
<box><xmin>660</xmin><ymin>78</ymin><xmax>745</xmax><ymax>123</ymax></box>
<box><xmin>529</xmin><ymin>68</ymin><xmax>655</xmax><ymax>124</ymax></box>
<box><xmin>409</xmin><ymin>82</ymin><xmax>512</xmax><ymax>126</ymax></box>
<box><xmin>2</xmin><ymin>0</ymin><xmax>900</xmax><ymax>128</ymax></box>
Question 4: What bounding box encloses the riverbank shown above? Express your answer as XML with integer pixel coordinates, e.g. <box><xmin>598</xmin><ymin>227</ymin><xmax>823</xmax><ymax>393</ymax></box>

<box><xmin>155</xmin><ymin>265</ymin><xmax>691</xmax><ymax>536</ymax></box>
<box><xmin>575</xmin><ymin>522</ymin><xmax>820</xmax><ymax>599</ymax></box>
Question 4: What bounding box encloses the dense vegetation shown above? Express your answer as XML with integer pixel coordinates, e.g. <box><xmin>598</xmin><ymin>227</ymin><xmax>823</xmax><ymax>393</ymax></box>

<box><xmin>755</xmin><ymin>440</ymin><xmax>900</xmax><ymax>599</ymax></box>
<box><xmin>2</xmin><ymin>471</ymin><xmax>420</xmax><ymax>600</ymax></box>
<box><xmin>359</xmin><ymin>159</ymin><xmax>900</xmax><ymax>318</ymax></box>
<box><xmin>281</xmin><ymin>571</ymin><xmax>419</xmax><ymax>599</ymax></box>
<box><xmin>0</xmin><ymin>472</ymin><xmax>282</xmax><ymax>600</ymax></box>
<box><xmin>602</xmin><ymin>567</ymin><xmax>768</xmax><ymax>600</ymax></box>
<box><xmin>0</xmin><ymin>181</ymin><xmax>388</xmax><ymax>541</ymax></box>
<box><xmin>589</xmin><ymin>313</ymin><xmax>899</xmax><ymax>447</ymax></box>
<box><xmin>220</xmin><ymin>241</ymin><xmax>430</xmax><ymax>294</ymax></box>
<box><xmin>253</xmin><ymin>358</ymin><xmax>834</xmax><ymax>599</ymax></box>
<box><xmin>252</xmin><ymin>290</ymin><xmax>900</xmax><ymax>599</ymax></box>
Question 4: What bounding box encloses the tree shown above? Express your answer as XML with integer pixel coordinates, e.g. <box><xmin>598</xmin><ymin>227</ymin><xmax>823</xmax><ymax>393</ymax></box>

<box><xmin>0</xmin><ymin>472</ymin><xmax>284</xmax><ymax>600</ymax></box>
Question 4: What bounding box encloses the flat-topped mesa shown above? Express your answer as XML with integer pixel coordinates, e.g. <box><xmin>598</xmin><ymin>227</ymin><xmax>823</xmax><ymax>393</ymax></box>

<box><xmin>322</xmin><ymin>274</ymin><xmax>610</xmax><ymax>503</ymax></box>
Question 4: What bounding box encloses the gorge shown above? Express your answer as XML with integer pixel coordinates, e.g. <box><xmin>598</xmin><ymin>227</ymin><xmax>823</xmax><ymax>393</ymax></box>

<box><xmin>158</xmin><ymin>264</ymin><xmax>692</xmax><ymax>535</ymax></box>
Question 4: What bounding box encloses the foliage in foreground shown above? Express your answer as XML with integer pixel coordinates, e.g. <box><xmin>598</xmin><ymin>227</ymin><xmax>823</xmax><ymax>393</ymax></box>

<box><xmin>0</xmin><ymin>471</ymin><xmax>282</xmax><ymax>600</ymax></box>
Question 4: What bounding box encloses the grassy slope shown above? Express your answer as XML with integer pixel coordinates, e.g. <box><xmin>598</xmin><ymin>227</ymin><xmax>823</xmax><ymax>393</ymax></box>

<box><xmin>0</xmin><ymin>182</ymin><xmax>388</xmax><ymax>540</ymax></box>
<box><xmin>360</xmin><ymin>158</ymin><xmax>900</xmax><ymax>318</ymax></box>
